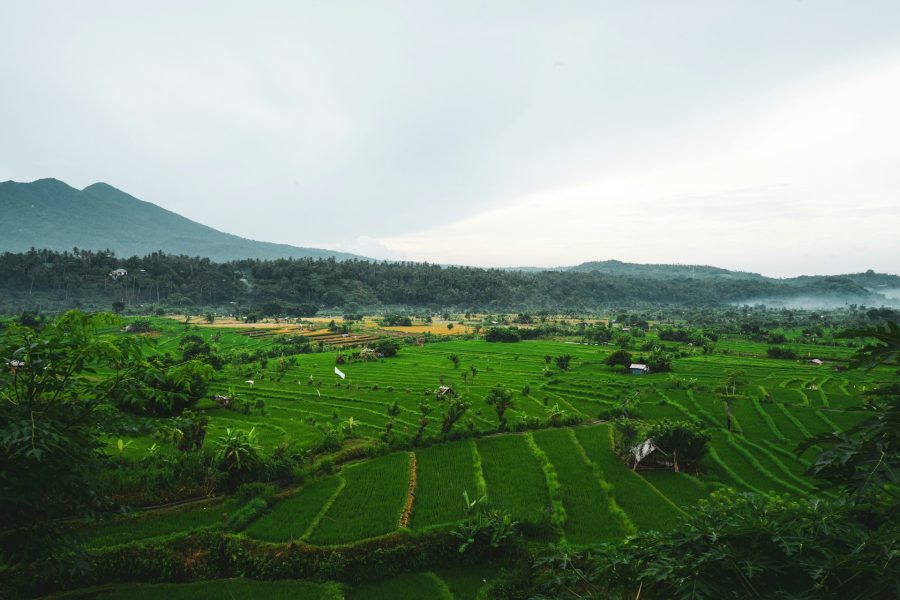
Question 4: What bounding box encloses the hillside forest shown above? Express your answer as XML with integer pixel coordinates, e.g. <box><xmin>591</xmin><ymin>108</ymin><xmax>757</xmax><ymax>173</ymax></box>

<box><xmin>2</xmin><ymin>249</ymin><xmax>898</xmax><ymax>315</ymax></box>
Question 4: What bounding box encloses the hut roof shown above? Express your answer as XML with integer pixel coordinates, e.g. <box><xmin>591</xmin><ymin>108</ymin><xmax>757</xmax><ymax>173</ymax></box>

<box><xmin>631</xmin><ymin>438</ymin><xmax>665</xmax><ymax>463</ymax></box>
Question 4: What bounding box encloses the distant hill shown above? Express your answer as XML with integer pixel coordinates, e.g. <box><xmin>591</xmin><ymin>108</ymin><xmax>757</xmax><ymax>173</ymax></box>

<box><xmin>511</xmin><ymin>260</ymin><xmax>900</xmax><ymax>287</ymax></box>
<box><xmin>0</xmin><ymin>178</ymin><xmax>367</xmax><ymax>262</ymax></box>
<box><xmin>567</xmin><ymin>260</ymin><xmax>764</xmax><ymax>280</ymax></box>
<box><xmin>507</xmin><ymin>260</ymin><xmax>763</xmax><ymax>279</ymax></box>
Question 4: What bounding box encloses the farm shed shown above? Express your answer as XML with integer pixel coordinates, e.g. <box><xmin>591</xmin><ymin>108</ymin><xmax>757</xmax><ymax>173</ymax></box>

<box><xmin>108</xmin><ymin>268</ymin><xmax>128</xmax><ymax>280</ymax></box>
<box><xmin>628</xmin><ymin>439</ymin><xmax>669</xmax><ymax>470</ymax></box>
<box><xmin>213</xmin><ymin>395</ymin><xmax>233</xmax><ymax>408</ymax></box>
<box><xmin>629</xmin><ymin>363</ymin><xmax>650</xmax><ymax>375</ymax></box>
<box><xmin>436</xmin><ymin>385</ymin><xmax>456</xmax><ymax>398</ymax></box>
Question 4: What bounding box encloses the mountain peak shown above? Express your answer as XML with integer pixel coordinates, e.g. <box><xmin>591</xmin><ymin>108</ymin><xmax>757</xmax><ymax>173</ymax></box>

<box><xmin>19</xmin><ymin>177</ymin><xmax>76</xmax><ymax>191</ymax></box>
<box><xmin>0</xmin><ymin>178</ymin><xmax>369</xmax><ymax>262</ymax></box>
<box><xmin>82</xmin><ymin>182</ymin><xmax>120</xmax><ymax>193</ymax></box>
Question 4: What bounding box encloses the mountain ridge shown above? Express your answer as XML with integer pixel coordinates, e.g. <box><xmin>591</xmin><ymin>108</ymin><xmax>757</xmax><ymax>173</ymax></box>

<box><xmin>507</xmin><ymin>260</ymin><xmax>765</xmax><ymax>279</ymax></box>
<box><xmin>0</xmin><ymin>178</ymin><xmax>367</xmax><ymax>262</ymax></box>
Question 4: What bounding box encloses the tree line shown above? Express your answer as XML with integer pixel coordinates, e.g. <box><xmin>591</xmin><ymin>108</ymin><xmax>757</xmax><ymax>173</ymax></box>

<box><xmin>0</xmin><ymin>248</ymin><xmax>883</xmax><ymax>313</ymax></box>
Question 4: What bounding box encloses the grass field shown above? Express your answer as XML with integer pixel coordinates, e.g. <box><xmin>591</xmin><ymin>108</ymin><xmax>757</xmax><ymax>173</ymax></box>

<box><xmin>92</xmin><ymin>318</ymin><xmax>883</xmax><ymax>553</ymax></box>
<box><xmin>476</xmin><ymin>435</ymin><xmax>552</xmax><ymax>524</ymax></box>
<box><xmin>245</xmin><ymin>476</ymin><xmax>342</xmax><ymax>542</ymax></box>
<box><xmin>574</xmin><ymin>425</ymin><xmax>683</xmax><ymax>531</ymax></box>
<box><xmin>434</xmin><ymin>565</ymin><xmax>498</xmax><ymax>600</ymax></box>
<box><xmin>307</xmin><ymin>452</ymin><xmax>410</xmax><ymax>545</ymax></box>
<box><xmin>532</xmin><ymin>428</ymin><xmax>631</xmax><ymax>543</ymax></box>
<box><xmin>411</xmin><ymin>441</ymin><xmax>480</xmax><ymax>528</ymax></box>
<box><xmin>346</xmin><ymin>572</ymin><xmax>452</xmax><ymax>599</ymax></box>
<box><xmin>50</xmin><ymin>579</ymin><xmax>343</xmax><ymax>599</ymax></box>
<box><xmin>75</xmin><ymin>498</ymin><xmax>239</xmax><ymax>549</ymax></box>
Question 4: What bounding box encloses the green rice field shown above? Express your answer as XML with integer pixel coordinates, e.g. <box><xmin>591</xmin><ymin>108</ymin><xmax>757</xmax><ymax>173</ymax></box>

<box><xmin>78</xmin><ymin>317</ymin><xmax>885</xmax><ymax>558</ymax></box>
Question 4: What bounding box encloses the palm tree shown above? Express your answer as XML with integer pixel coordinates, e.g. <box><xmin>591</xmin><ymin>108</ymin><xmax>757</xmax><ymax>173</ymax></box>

<box><xmin>614</xmin><ymin>389</ymin><xmax>642</xmax><ymax>419</ymax></box>
<box><xmin>414</xmin><ymin>402</ymin><xmax>432</xmax><ymax>445</ymax></box>
<box><xmin>344</xmin><ymin>416</ymin><xmax>358</xmax><ymax>436</ymax></box>
<box><xmin>485</xmin><ymin>386</ymin><xmax>514</xmax><ymax>430</ymax></box>
<box><xmin>441</xmin><ymin>399</ymin><xmax>471</xmax><ymax>434</ymax></box>
<box><xmin>214</xmin><ymin>427</ymin><xmax>261</xmax><ymax>487</ymax></box>
<box><xmin>718</xmin><ymin>369</ymin><xmax>746</xmax><ymax>431</ymax></box>
<box><xmin>722</xmin><ymin>395</ymin><xmax>735</xmax><ymax>432</ymax></box>
<box><xmin>546</xmin><ymin>403</ymin><xmax>567</xmax><ymax>426</ymax></box>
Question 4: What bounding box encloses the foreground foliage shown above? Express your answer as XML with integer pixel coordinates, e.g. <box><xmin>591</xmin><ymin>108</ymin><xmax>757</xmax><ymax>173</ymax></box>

<box><xmin>0</xmin><ymin>312</ymin><xmax>141</xmax><ymax>567</ymax></box>
<box><xmin>529</xmin><ymin>491</ymin><xmax>899</xmax><ymax>599</ymax></box>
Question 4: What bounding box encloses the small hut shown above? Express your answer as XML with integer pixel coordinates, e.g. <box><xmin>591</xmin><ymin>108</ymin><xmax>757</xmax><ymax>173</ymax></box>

<box><xmin>628</xmin><ymin>438</ymin><xmax>669</xmax><ymax>471</ymax></box>
<box><xmin>213</xmin><ymin>395</ymin><xmax>233</xmax><ymax>409</ymax></box>
<box><xmin>629</xmin><ymin>363</ymin><xmax>650</xmax><ymax>375</ymax></box>
<box><xmin>436</xmin><ymin>385</ymin><xmax>457</xmax><ymax>399</ymax></box>
<box><xmin>808</xmin><ymin>358</ymin><xmax>824</xmax><ymax>366</ymax></box>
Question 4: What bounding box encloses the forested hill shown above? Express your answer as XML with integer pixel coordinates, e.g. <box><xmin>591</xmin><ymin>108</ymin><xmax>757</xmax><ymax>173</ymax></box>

<box><xmin>0</xmin><ymin>178</ymin><xmax>366</xmax><ymax>262</ymax></box>
<box><xmin>1</xmin><ymin>249</ymin><xmax>895</xmax><ymax>314</ymax></box>
<box><xmin>512</xmin><ymin>260</ymin><xmax>774</xmax><ymax>279</ymax></box>
<box><xmin>569</xmin><ymin>260</ymin><xmax>763</xmax><ymax>279</ymax></box>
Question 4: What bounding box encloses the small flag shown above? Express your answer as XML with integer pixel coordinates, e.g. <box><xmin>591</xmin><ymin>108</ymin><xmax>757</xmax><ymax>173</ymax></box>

<box><xmin>334</xmin><ymin>366</ymin><xmax>346</xmax><ymax>379</ymax></box>
<box><xmin>316</xmin><ymin>388</ymin><xmax>321</xmax><ymax>398</ymax></box>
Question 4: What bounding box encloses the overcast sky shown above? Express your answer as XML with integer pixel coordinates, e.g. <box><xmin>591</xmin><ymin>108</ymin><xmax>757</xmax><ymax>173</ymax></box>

<box><xmin>1</xmin><ymin>1</ymin><xmax>898</xmax><ymax>276</ymax></box>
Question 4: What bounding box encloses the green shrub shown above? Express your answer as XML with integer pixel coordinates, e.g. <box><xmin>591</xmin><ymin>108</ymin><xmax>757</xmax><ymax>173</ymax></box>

<box><xmin>214</xmin><ymin>428</ymin><xmax>262</xmax><ymax>489</ymax></box>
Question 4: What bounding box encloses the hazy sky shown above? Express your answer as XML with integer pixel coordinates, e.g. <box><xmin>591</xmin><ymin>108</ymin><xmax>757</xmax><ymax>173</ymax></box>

<box><xmin>2</xmin><ymin>1</ymin><xmax>898</xmax><ymax>276</ymax></box>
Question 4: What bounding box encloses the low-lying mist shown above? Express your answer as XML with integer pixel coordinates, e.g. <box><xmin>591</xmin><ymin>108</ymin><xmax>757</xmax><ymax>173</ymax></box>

<box><xmin>733</xmin><ymin>294</ymin><xmax>899</xmax><ymax>310</ymax></box>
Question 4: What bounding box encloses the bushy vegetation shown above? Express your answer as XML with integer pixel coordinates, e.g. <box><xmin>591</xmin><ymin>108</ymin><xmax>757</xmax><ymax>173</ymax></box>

<box><xmin>613</xmin><ymin>418</ymin><xmax>711</xmax><ymax>472</ymax></box>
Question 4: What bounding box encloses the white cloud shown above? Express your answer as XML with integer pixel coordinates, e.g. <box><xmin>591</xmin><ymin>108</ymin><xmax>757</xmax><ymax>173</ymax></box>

<box><xmin>375</xmin><ymin>60</ymin><xmax>900</xmax><ymax>276</ymax></box>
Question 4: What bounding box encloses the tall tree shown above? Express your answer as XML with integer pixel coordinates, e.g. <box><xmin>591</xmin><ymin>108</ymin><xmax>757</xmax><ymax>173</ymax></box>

<box><xmin>0</xmin><ymin>311</ymin><xmax>142</xmax><ymax>567</ymax></box>
<box><xmin>485</xmin><ymin>386</ymin><xmax>515</xmax><ymax>430</ymax></box>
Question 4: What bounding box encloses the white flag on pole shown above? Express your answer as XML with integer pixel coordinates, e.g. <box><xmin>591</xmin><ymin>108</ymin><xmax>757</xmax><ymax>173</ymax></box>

<box><xmin>334</xmin><ymin>366</ymin><xmax>346</xmax><ymax>379</ymax></box>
